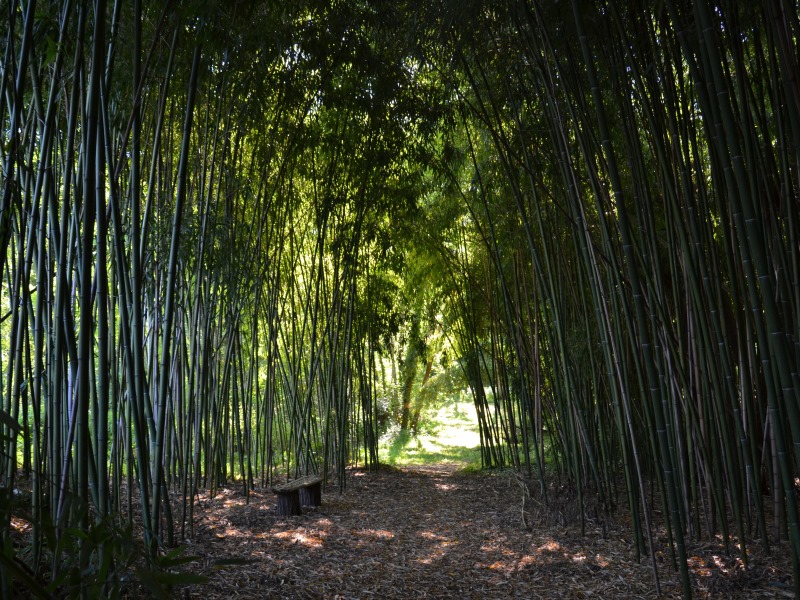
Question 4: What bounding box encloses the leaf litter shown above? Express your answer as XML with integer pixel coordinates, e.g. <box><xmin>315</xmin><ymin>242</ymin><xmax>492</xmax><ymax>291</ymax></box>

<box><xmin>161</xmin><ymin>464</ymin><xmax>794</xmax><ymax>599</ymax></box>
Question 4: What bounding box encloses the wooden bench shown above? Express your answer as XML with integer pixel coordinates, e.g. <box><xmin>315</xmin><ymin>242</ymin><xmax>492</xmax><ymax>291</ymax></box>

<box><xmin>271</xmin><ymin>475</ymin><xmax>322</xmax><ymax>516</ymax></box>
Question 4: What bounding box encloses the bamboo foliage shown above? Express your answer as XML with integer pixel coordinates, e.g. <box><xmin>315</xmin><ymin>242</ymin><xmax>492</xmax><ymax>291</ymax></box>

<box><xmin>427</xmin><ymin>1</ymin><xmax>800</xmax><ymax>597</ymax></box>
<box><xmin>1</xmin><ymin>0</ymin><xmax>799</xmax><ymax>597</ymax></box>
<box><xmin>0</xmin><ymin>1</ymin><xmax>430</xmax><ymax>592</ymax></box>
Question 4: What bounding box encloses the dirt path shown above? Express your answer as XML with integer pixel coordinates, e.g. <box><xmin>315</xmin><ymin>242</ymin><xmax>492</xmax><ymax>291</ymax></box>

<box><xmin>180</xmin><ymin>466</ymin><xmax>789</xmax><ymax>599</ymax></box>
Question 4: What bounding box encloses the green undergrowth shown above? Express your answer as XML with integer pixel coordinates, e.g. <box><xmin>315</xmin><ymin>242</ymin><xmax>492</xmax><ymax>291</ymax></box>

<box><xmin>378</xmin><ymin>399</ymin><xmax>482</xmax><ymax>471</ymax></box>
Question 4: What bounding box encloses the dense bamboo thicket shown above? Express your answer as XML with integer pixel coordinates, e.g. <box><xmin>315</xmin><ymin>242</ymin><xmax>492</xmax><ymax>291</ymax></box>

<box><xmin>430</xmin><ymin>1</ymin><xmax>800</xmax><ymax>596</ymax></box>
<box><xmin>1</xmin><ymin>1</ymin><xmax>798</xmax><ymax>598</ymax></box>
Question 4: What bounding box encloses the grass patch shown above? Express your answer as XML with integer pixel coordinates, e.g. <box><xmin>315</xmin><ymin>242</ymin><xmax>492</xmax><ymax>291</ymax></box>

<box><xmin>379</xmin><ymin>398</ymin><xmax>482</xmax><ymax>470</ymax></box>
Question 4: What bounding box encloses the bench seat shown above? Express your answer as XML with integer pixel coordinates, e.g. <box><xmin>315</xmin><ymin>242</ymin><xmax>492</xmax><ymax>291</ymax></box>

<box><xmin>272</xmin><ymin>475</ymin><xmax>322</xmax><ymax>516</ymax></box>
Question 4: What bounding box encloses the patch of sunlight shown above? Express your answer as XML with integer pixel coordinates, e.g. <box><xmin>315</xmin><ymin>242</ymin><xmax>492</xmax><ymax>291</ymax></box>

<box><xmin>518</xmin><ymin>555</ymin><xmax>536</xmax><ymax>569</ymax></box>
<box><xmin>353</xmin><ymin>528</ymin><xmax>395</xmax><ymax>548</ymax></box>
<box><xmin>488</xmin><ymin>560</ymin><xmax>512</xmax><ymax>572</ymax></box>
<box><xmin>379</xmin><ymin>397</ymin><xmax>482</xmax><ymax>467</ymax></box>
<box><xmin>273</xmin><ymin>530</ymin><xmax>324</xmax><ymax>548</ymax></box>
<box><xmin>418</xmin><ymin>531</ymin><xmax>447</xmax><ymax>541</ymax></box>
<box><xmin>358</xmin><ymin>529</ymin><xmax>394</xmax><ymax>540</ymax></box>
<box><xmin>570</xmin><ymin>552</ymin><xmax>587</xmax><ymax>563</ymax></box>
<box><xmin>416</xmin><ymin>531</ymin><xmax>457</xmax><ymax>565</ymax></box>
<box><xmin>712</xmin><ymin>555</ymin><xmax>743</xmax><ymax>576</ymax></box>
<box><xmin>10</xmin><ymin>516</ymin><xmax>31</xmax><ymax>534</ymax></box>
<box><xmin>538</xmin><ymin>539</ymin><xmax>562</xmax><ymax>553</ymax></box>
<box><xmin>595</xmin><ymin>554</ymin><xmax>611</xmax><ymax>568</ymax></box>
<box><xmin>426</xmin><ymin>400</ymin><xmax>482</xmax><ymax>448</ymax></box>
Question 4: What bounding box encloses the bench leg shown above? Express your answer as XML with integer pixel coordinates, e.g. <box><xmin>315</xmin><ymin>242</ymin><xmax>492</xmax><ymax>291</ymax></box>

<box><xmin>299</xmin><ymin>482</ymin><xmax>321</xmax><ymax>507</ymax></box>
<box><xmin>275</xmin><ymin>489</ymin><xmax>301</xmax><ymax>516</ymax></box>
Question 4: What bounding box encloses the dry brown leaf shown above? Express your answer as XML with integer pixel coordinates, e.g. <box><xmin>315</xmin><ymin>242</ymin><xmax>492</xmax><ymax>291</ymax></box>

<box><xmin>120</xmin><ymin>465</ymin><xmax>792</xmax><ymax>599</ymax></box>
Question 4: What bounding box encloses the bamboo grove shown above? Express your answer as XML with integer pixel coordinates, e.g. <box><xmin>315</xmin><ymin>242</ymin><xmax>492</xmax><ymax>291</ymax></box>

<box><xmin>1</xmin><ymin>0</ymin><xmax>799</xmax><ymax>598</ymax></box>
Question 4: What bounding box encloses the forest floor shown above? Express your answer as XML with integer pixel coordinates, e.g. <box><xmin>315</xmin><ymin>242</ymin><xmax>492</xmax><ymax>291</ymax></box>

<box><xmin>171</xmin><ymin>463</ymin><xmax>794</xmax><ymax>599</ymax></box>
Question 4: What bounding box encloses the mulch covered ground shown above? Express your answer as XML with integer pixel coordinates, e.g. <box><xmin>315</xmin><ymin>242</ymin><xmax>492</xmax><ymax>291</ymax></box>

<box><xmin>174</xmin><ymin>465</ymin><xmax>794</xmax><ymax>599</ymax></box>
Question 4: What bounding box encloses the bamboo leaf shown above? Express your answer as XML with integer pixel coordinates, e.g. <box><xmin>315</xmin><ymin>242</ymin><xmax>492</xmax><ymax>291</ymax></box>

<box><xmin>0</xmin><ymin>410</ymin><xmax>21</xmax><ymax>434</ymax></box>
<box><xmin>0</xmin><ymin>550</ymin><xmax>50</xmax><ymax>599</ymax></box>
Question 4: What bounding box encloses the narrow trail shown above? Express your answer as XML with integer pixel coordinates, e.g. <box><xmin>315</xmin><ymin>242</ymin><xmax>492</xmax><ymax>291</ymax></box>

<box><xmin>170</xmin><ymin>465</ymin><xmax>784</xmax><ymax>599</ymax></box>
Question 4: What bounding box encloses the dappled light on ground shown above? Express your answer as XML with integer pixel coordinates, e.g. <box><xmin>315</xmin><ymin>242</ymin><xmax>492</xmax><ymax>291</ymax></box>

<box><xmin>167</xmin><ymin>465</ymin><xmax>791</xmax><ymax>599</ymax></box>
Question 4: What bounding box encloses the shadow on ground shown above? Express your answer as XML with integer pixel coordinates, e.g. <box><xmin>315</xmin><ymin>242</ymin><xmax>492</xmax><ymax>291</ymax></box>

<box><xmin>170</xmin><ymin>467</ymin><xmax>788</xmax><ymax>599</ymax></box>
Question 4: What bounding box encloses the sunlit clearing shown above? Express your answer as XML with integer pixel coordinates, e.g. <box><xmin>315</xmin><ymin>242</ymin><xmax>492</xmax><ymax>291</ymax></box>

<box><xmin>380</xmin><ymin>398</ymin><xmax>482</xmax><ymax>466</ymax></box>
<box><xmin>428</xmin><ymin>401</ymin><xmax>481</xmax><ymax>448</ymax></box>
